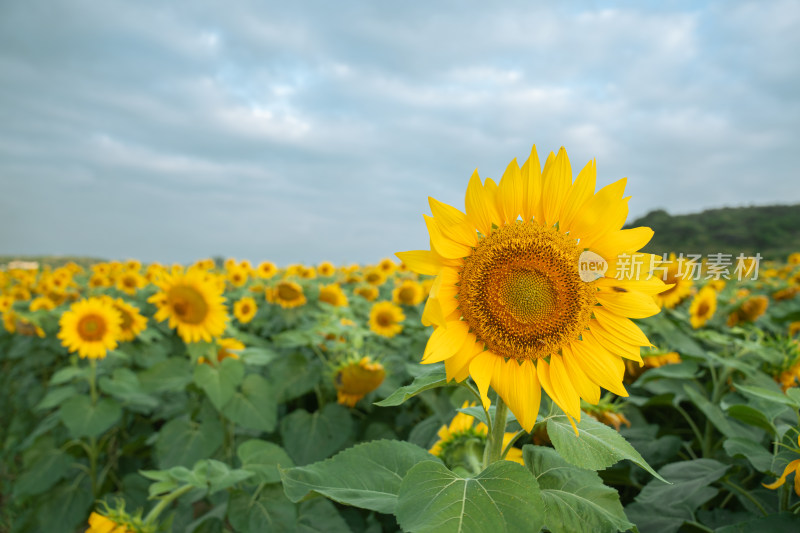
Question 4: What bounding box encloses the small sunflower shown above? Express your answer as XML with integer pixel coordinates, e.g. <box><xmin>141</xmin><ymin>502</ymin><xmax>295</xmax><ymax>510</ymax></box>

<box><xmin>105</xmin><ymin>297</ymin><xmax>147</xmax><ymax>342</ymax></box>
<box><xmin>429</xmin><ymin>402</ymin><xmax>523</xmax><ymax>473</ymax></box>
<box><xmin>364</xmin><ymin>269</ymin><xmax>387</xmax><ymax>287</ymax></box>
<box><xmin>654</xmin><ymin>254</ymin><xmax>694</xmax><ymax>309</ymax></box>
<box><xmin>334</xmin><ymin>356</ymin><xmax>386</xmax><ymax>407</ymax></box>
<box><xmin>233</xmin><ymin>296</ymin><xmax>258</xmax><ymax>323</ymax></box>
<box><xmin>689</xmin><ymin>286</ymin><xmax>717</xmax><ymax>329</ymax></box>
<box><xmin>318</xmin><ymin>261</ymin><xmax>337</xmax><ymax>277</ymax></box>
<box><xmin>198</xmin><ymin>337</ymin><xmax>244</xmax><ymax>365</ymax></box>
<box><xmin>392</xmin><ymin>279</ymin><xmax>425</xmax><ymax>306</ymax></box>
<box><xmin>226</xmin><ymin>265</ymin><xmax>249</xmax><ymax>288</ymax></box>
<box><xmin>318</xmin><ymin>283</ymin><xmax>349</xmax><ymax>307</ymax></box>
<box><xmin>266</xmin><ymin>280</ymin><xmax>307</xmax><ymax>309</ymax></box>
<box><xmin>369</xmin><ymin>301</ymin><xmax>405</xmax><ymax>338</ymax></box>
<box><xmin>397</xmin><ymin>145</ymin><xmax>662</xmax><ymax>431</ymax></box>
<box><xmin>728</xmin><ymin>295</ymin><xmax>768</xmax><ymax>327</ymax></box>
<box><xmin>29</xmin><ymin>296</ymin><xmax>56</xmax><ymax>312</ymax></box>
<box><xmin>149</xmin><ymin>271</ymin><xmax>228</xmax><ymax>343</ymax></box>
<box><xmin>86</xmin><ymin>512</ymin><xmax>136</xmax><ymax>533</ymax></box>
<box><xmin>773</xmin><ymin>286</ymin><xmax>799</xmax><ymax>302</ymax></box>
<box><xmin>378</xmin><ymin>258</ymin><xmax>397</xmax><ymax>274</ymax></box>
<box><xmin>115</xmin><ymin>271</ymin><xmax>146</xmax><ymax>296</ymax></box>
<box><xmin>355</xmin><ymin>285</ymin><xmax>379</xmax><ymax>301</ymax></box>
<box><xmin>58</xmin><ymin>298</ymin><xmax>122</xmax><ymax>359</ymax></box>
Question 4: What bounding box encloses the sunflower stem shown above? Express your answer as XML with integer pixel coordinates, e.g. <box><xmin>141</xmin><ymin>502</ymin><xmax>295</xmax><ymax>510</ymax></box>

<box><xmin>487</xmin><ymin>396</ymin><xmax>508</xmax><ymax>466</ymax></box>
<box><xmin>143</xmin><ymin>484</ymin><xmax>195</xmax><ymax>526</ymax></box>
<box><xmin>88</xmin><ymin>358</ymin><xmax>98</xmax><ymax>405</ymax></box>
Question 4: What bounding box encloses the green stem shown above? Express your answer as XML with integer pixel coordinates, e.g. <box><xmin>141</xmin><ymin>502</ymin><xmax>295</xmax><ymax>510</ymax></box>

<box><xmin>88</xmin><ymin>359</ymin><xmax>98</xmax><ymax>405</ymax></box>
<box><xmin>674</xmin><ymin>404</ymin><xmax>704</xmax><ymax>455</ymax></box>
<box><xmin>684</xmin><ymin>520</ymin><xmax>714</xmax><ymax>533</ymax></box>
<box><xmin>89</xmin><ymin>436</ymin><xmax>98</xmax><ymax>498</ymax></box>
<box><xmin>143</xmin><ymin>484</ymin><xmax>195</xmax><ymax>526</ymax></box>
<box><xmin>486</xmin><ymin>396</ymin><xmax>508</xmax><ymax>466</ymax></box>
<box><xmin>501</xmin><ymin>429</ymin><xmax>527</xmax><ymax>460</ymax></box>
<box><xmin>722</xmin><ymin>480</ymin><xmax>768</xmax><ymax>516</ymax></box>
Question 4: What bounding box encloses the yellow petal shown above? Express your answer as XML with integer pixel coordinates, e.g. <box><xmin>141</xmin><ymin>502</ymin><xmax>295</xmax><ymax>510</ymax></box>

<box><xmin>395</xmin><ymin>250</ymin><xmax>443</xmax><ymax>276</ymax></box>
<box><xmin>561</xmin><ymin>344</ymin><xmax>601</xmax><ymax>404</ymax></box>
<box><xmin>469</xmin><ymin>350</ymin><xmax>499</xmax><ymax>410</ymax></box>
<box><xmin>596</xmin><ymin>275</ymin><xmax>668</xmax><ymax>296</ymax></box>
<box><xmin>430</xmin><ymin>198</ymin><xmax>479</xmax><ymax>247</ymax></box>
<box><xmin>589</xmin><ymin>320</ymin><xmax>642</xmax><ymax>362</ymax></box>
<box><xmin>444</xmin><ymin>334</ymin><xmax>482</xmax><ymax>382</ymax></box>
<box><xmin>548</xmin><ymin>354</ymin><xmax>582</xmax><ymax>421</ymax></box>
<box><xmin>590</xmin><ymin>227</ymin><xmax>654</xmax><ymax>259</ymax></box>
<box><xmin>559</xmin><ymin>158</ymin><xmax>596</xmax><ymax>233</ymax></box>
<box><xmin>596</xmin><ymin>288</ymin><xmax>661</xmax><ymax>318</ymax></box>
<box><xmin>424</xmin><ymin>214</ymin><xmax>471</xmax><ymax>259</ymax></box>
<box><xmin>465</xmin><ymin>170</ymin><xmax>500</xmax><ymax>237</ymax></box>
<box><xmin>422</xmin><ymin>320</ymin><xmax>470</xmax><ymax>364</ymax></box>
<box><xmin>763</xmin><ymin>459</ymin><xmax>800</xmax><ymax>490</ymax></box>
<box><xmin>541</xmin><ymin>147</ymin><xmax>572</xmax><ymax>228</ymax></box>
<box><xmin>496</xmin><ymin>158</ymin><xmax>523</xmax><ymax>224</ymax></box>
<box><xmin>593</xmin><ymin>307</ymin><xmax>652</xmax><ymax>348</ymax></box>
<box><xmin>491</xmin><ymin>357</ymin><xmax>541</xmax><ymax>432</ymax></box>
<box><xmin>521</xmin><ymin>145</ymin><xmax>543</xmax><ymax>222</ymax></box>
<box><xmin>429</xmin><ymin>197</ymin><xmax>466</xmax><ymax>226</ymax></box>
<box><xmin>569</xmin><ymin>178</ymin><xmax>628</xmax><ymax>244</ymax></box>
<box><xmin>569</xmin><ymin>334</ymin><xmax>628</xmax><ymax>397</ymax></box>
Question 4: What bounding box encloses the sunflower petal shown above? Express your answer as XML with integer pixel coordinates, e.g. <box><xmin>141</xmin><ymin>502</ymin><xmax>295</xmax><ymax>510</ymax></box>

<box><xmin>569</xmin><ymin>334</ymin><xmax>628</xmax><ymax>397</ymax></box>
<box><xmin>395</xmin><ymin>250</ymin><xmax>443</xmax><ymax>276</ymax></box>
<box><xmin>570</xmin><ymin>178</ymin><xmax>629</xmax><ymax>244</ymax></box>
<box><xmin>548</xmin><ymin>354</ymin><xmax>582</xmax><ymax>421</ymax></box>
<box><xmin>593</xmin><ymin>307</ymin><xmax>652</xmax><ymax>348</ymax></box>
<box><xmin>589</xmin><ymin>320</ymin><xmax>643</xmax><ymax>362</ymax></box>
<box><xmin>541</xmin><ymin>147</ymin><xmax>572</xmax><ymax>227</ymax></box>
<box><xmin>469</xmin><ymin>350</ymin><xmax>499</xmax><ymax>410</ymax></box>
<box><xmin>422</xmin><ymin>320</ymin><xmax>470</xmax><ymax>364</ymax></box>
<box><xmin>560</xmin><ymin>158</ymin><xmax>596</xmax><ymax>233</ymax></box>
<box><xmin>491</xmin><ymin>358</ymin><xmax>540</xmax><ymax>432</ymax></box>
<box><xmin>561</xmin><ymin>344</ymin><xmax>602</xmax><ymax>404</ymax></box>
<box><xmin>596</xmin><ymin>288</ymin><xmax>661</xmax><ymax>318</ymax></box>
<box><xmin>424</xmin><ymin>215</ymin><xmax>471</xmax><ymax>259</ymax></box>
<box><xmin>763</xmin><ymin>459</ymin><xmax>800</xmax><ymax>490</ymax></box>
<box><xmin>465</xmin><ymin>170</ymin><xmax>500</xmax><ymax>237</ymax></box>
<box><xmin>444</xmin><ymin>334</ymin><xmax>482</xmax><ymax>382</ymax></box>
<box><xmin>521</xmin><ymin>145</ymin><xmax>543</xmax><ymax>222</ymax></box>
<box><xmin>497</xmin><ymin>158</ymin><xmax>523</xmax><ymax>224</ymax></box>
<box><xmin>429</xmin><ymin>197</ymin><xmax>467</xmax><ymax>226</ymax></box>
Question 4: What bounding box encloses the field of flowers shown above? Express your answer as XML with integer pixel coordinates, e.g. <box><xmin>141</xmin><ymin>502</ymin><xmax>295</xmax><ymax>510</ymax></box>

<box><xmin>2</xmin><ymin>148</ymin><xmax>800</xmax><ymax>533</ymax></box>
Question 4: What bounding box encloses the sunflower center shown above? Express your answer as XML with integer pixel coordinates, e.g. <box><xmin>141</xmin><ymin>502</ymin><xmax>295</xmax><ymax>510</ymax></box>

<box><xmin>77</xmin><ymin>314</ymin><xmax>106</xmax><ymax>341</ymax></box>
<box><xmin>277</xmin><ymin>283</ymin><xmax>301</xmax><ymax>301</ymax></box>
<box><xmin>168</xmin><ymin>285</ymin><xmax>209</xmax><ymax>324</ymax></box>
<box><xmin>399</xmin><ymin>287</ymin><xmax>416</xmax><ymax>304</ymax></box>
<box><xmin>458</xmin><ymin>221</ymin><xmax>596</xmax><ymax>361</ymax></box>
<box><xmin>697</xmin><ymin>301</ymin><xmax>710</xmax><ymax>317</ymax></box>
<box><xmin>376</xmin><ymin>311</ymin><xmax>395</xmax><ymax>327</ymax></box>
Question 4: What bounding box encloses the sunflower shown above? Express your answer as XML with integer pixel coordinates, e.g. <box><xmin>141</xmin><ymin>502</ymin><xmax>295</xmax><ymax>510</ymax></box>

<box><xmin>772</xmin><ymin>286</ymin><xmax>799</xmax><ymax>301</ymax></box>
<box><xmin>29</xmin><ymin>296</ymin><xmax>56</xmax><ymax>312</ymax></box>
<box><xmin>334</xmin><ymin>356</ymin><xmax>386</xmax><ymax>407</ymax></box>
<box><xmin>728</xmin><ymin>295</ymin><xmax>768</xmax><ymax>327</ymax></box>
<box><xmin>105</xmin><ymin>297</ymin><xmax>147</xmax><ymax>342</ymax></box>
<box><xmin>86</xmin><ymin>511</ymin><xmax>136</xmax><ymax>533</ymax></box>
<box><xmin>369</xmin><ymin>301</ymin><xmax>405</xmax><ymax>338</ymax></box>
<box><xmin>266</xmin><ymin>280</ymin><xmax>307</xmax><ymax>309</ymax></box>
<box><xmin>397</xmin><ymin>145</ymin><xmax>662</xmax><ymax>431</ymax></box>
<box><xmin>318</xmin><ymin>283</ymin><xmax>349</xmax><ymax>307</ymax></box>
<box><xmin>58</xmin><ymin>298</ymin><xmax>122</xmax><ymax>359</ymax></box>
<box><xmin>116</xmin><ymin>270</ymin><xmax>146</xmax><ymax>296</ymax></box>
<box><xmin>763</xmin><ymin>435</ymin><xmax>800</xmax><ymax>497</ymax></box>
<box><xmin>198</xmin><ymin>337</ymin><xmax>244</xmax><ymax>365</ymax></box>
<box><xmin>378</xmin><ymin>258</ymin><xmax>397</xmax><ymax>274</ymax></box>
<box><xmin>392</xmin><ymin>279</ymin><xmax>425</xmax><ymax>306</ymax></box>
<box><xmin>318</xmin><ymin>261</ymin><xmax>336</xmax><ymax>277</ymax></box>
<box><xmin>355</xmin><ymin>285</ymin><xmax>379</xmax><ymax>301</ymax></box>
<box><xmin>689</xmin><ymin>286</ymin><xmax>717</xmax><ymax>329</ymax></box>
<box><xmin>149</xmin><ymin>271</ymin><xmax>228</xmax><ymax>343</ymax></box>
<box><xmin>233</xmin><ymin>296</ymin><xmax>258</xmax><ymax>323</ymax></box>
<box><xmin>364</xmin><ymin>269</ymin><xmax>387</xmax><ymax>287</ymax></box>
<box><xmin>653</xmin><ymin>254</ymin><xmax>693</xmax><ymax>309</ymax></box>
<box><xmin>226</xmin><ymin>265</ymin><xmax>249</xmax><ymax>288</ymax></box>
<box><xmin>429</xmin><ymin>402</ymin><xmax>523</xmax><ymax>472</ymax></box>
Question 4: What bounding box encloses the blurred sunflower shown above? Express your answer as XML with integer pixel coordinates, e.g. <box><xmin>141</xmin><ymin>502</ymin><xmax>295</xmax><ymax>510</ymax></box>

<box><xmin>355</xmin><ymin>285</ymin><xmax>379</xmax><ymax>301</ymax></box>
<box><xmin>58</xmin><ymin>297</ymin><xmax>121</xmax><ymax>359</ymax></box>
<box><xmin>364</xmin><ymin>269</ymin><xmax>387</xmax><ymax>287</ymax></box>
<box><xmin>392</xmin><ymin>279</ymin><xmax>425</xmax><ymax>306</ymax></box>
<box><xmin>149</xmin><ymin>271</ymin><xmax>228</xmax><ymax>343</ymax></box>
<box><xmin>728</xmin><ymin>295</ymin><xmax>768</xmax><ymax>327</ymax></box>
<box><xmin>226</xmin><ymin>265</ymin><xmax>249</xmax><ymax>288</ymax></box>
<box><xmin>198</xmin><ymin>337</ymin><xmax>244</xmax><ymax>365</ymax></box>
<box><xmin>689</xmin><ymin>286</ymin><xmax>717</xmax><ymax>329</ymax></box>
<box><xmin>318</xmin><ymin>283</ymin><xmax>349</xmax><ymax>307</ymax></box>
<box><xmin>29</xmin><ymin>296</ymin><xmax>56</xmax><ymax>312</ymax></box>
<box><xmin>397</xmin><ymin>145</ymin><xmax>662</xmax><ymax>431</ymax></box>
<box><xmin>266</xmin><ymin>280</ymin><xmax>307</xmax><ymax>309</ymax></box>
<box><xmin>763</xmin><ymin>435</ymin><xmax>800</xmax><ymax>497</ymax></box>
<box><xmin>318</xmin><ymin>261</ymin><xmax>336</xmax><ymax>277</ymax></box>
<box><xmin>115</xmin><ymin>270</ymin><xmax>146</xmax><ymax>296</ymax></box>
<box><xmin>233</xmin><ymin>296</ymin><xmax>257</xmax><ymax>323</ymax></box>
<box><xmin>654</xmin><ymin>254</ymin><xmax>693</xmax><ymax>309</ymax></box>
<box><xmin>369</xmin><ymin>301</ymin><xmax>405</xmax><ymax>338</ymax></box>
<box><xmin>334</xmin><ymin>355</ymin><xmax>386</xmax><ymax>407</ymax></box>
<box><xmin>105</xmin><ymin>297</ymin><xmax>147</xmax><ymax>342</ymax></box>
<box><xmin>85</xmin><ymin>512</ymin><xmax>136</xmax><ymax>533</ymax></box>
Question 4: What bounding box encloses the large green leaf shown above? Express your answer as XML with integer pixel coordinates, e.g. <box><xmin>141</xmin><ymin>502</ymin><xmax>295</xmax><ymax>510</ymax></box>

<box><xmin>35</xmin><ymin>385</ymin><xmax>78</xmax><ymax>411</ymax></box>
<box><xmin>237</xmin><ymin>439</ymin><xmax>295</xmax><ymax>484</ymax></box>
<box><xmin>726</xmin><ymin>405</ymin><xmax>777</xmax><ymax>437</ymax></box>
<box><xmin>35</xmin><ymin>480</ymin><xmax>93</xmax><ymax>533</ymax></box>
<box><xmin>280</xmin><ymin>404</ymin><xmax>353</xmax><ymax>466</ymax></box>
<box><xmin>222</xmin><ymin>374</ymin><xmax>277</xmax><ymax>432</ymax></box>
<box><xmin>281</xmin><ymin>439</ymin><xmax>435</xmax><ymax>514</ymax></box>
<box><xmin>155</xmin><ymin>417</ymin><xmax>224</xmax><ymax>469</ymax></box>
<box><xmin>138</xmin><ymin>357</ymin><xmax>193</xmax><ymax>393</ymax></box>
<box><xmin>193</xmin><ymin>357</ymin><xmax>245</xmax><ymax>410</ymax></box>
<box><xmin>99</xmin><ymin>368</ymin><xmax>159</xmax><ymax>412</ymax></box>
<box><xmin>395</xmin><ymin>460</ymin><xmax>546</xmax><ymax>533</ymax></box>
<box><xmin>524</xmin><ymin>445</ymin><xmax>632</xmax><ymax>533</ymax></box>
<box><xmin>723</xmin><ymin>438</ymin><xmax>773</xmax><ymax>472</ymax></box>
<box><xmin>12</xmin><ymin>448</ymin><xmax>74</xmax><ymax>498</ymax></box>
<box><xmin>547</xmin><ymin>415</ymin><xmax>667</xmax><ymax>482</ymax></box>
<box><xmin>228</xmin><ymin>486</ymin><xmax>352</xmax><ymax>533</ymax></box>
<box><xmin>683</xmin><ymin>385</ymin><xmax>760</xmax><ymax>441</ymax></box>
<box><xmin>374</xmin><ymin>365</ymin><xmax>447</xmax><ymax>407</ymax></box>
<box><xmin>59</xmin><ymin>395</ymin><xmax>122</xmax><ymax>439</ymax></box>
<box><xmin>735</xmin><ymin>384</ymin><xmax>800</xmax><ymax>409</ymax></box>
<box><xmin>626</xmin><ymin>459</ymin><xmax>729</xmax><ymax>533</ymax></box>
<box><xmin>269</xmin><ymin>352</ymin><xmax>322</xmax><ymax>402</ymax></box>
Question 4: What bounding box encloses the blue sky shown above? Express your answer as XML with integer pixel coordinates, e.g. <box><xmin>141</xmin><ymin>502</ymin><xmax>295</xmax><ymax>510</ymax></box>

<box><xmin>1</xmin><ymin>0</ymin><xmax>798</xmax><ymax>265</ymax></box>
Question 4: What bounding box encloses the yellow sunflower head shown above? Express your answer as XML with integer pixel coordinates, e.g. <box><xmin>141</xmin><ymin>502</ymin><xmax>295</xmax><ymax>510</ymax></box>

<box><xmin>689</xmin><ymin>286</ymin><xmax>717</xmax><ymax>329</ymax></box>
<box><xmin>392</xmin><ymin>279</ymin><xmax>425</xmax><ymax>307</ymax></box>
<box><xmin>369</xmin><ymin>301</ymin><xmax>405</xmax><ymax>338</ymax></box>
<box><xmin>378</xmin><ymin>257</ymin><xmax>397</xmax><ymax>274</ymax></box>
<box><xmin>334</xmin><ymin>355</ymin><xmax>386</xmax><ymax>407</ymax></box>
<box><xmin>654</xmin><ymin>254</ymin><xmax>694</xmax><ymax>309</ymax></box>
<box><xmin>364</xmin><ymin>269</ymin><xmax>387</xmax><ymax>287</ymax></box>
<box><xmin>226</xmin><ymin>265</ymin><xmax>249</xmax><ymax>288</ymax></box>
<box><xmin>29</xmin><ymin>296</ymin><xmax>56</xmax><ymax>312</ymax></box>
<box><xmin>397</xmin><ymin>145</ymin><xmax>663</xmax><ymax>431</ymax></box>
<box><xmin>148</xmin><ymin>271</ymin><xmax>228</xmax><ymax>344</ymax></box>
<box><xmin>106</xmin><ymin>297</ymin><xmax>147</xmax><ymax>342</ymax></box>
<box><xmin>58</xmin><ymin>297</ymin><xmax>122</xmax><ymax>359</ymax></box>
<box><xmin>115</xmin><ymin>271</ymin><xmax>146</xmax><ymax>296</ymax></box>
<box><xmin>355</xmin><ymin>285</ymin><xmax>379</xmax><ymax>301</ymax></box>
<box><xmin>318</xmin><ymin>261</ymin><xmax>337</xmax><ymax>277</ymax></box>
<box><xmin>727</xmin><ymin>295</ymin><xmax>769</xmax><ymax>327</ymax></box>
<box><xmin>429</xmin><ymin>402</ymin><xmax>523</xmax><ymax>472</ymax></box>
<box><xmin>198</xmin><ymin>337</ymin><xmax>245</xmax><ymax>365</ymax></box>
<box><xmin>772</xmin><ymin>286</ymin><xmax>799</xmax><ymax>302</ymax></box>
<box><xmin>233</xmin><ymin>296</ymin><xmax>258</xmax><ymax>323</ymax></box>
<box><xmin>266</xmin><ymin>280</ymin><xmax>307</xmax><ymax>309</ymax></box>
<box><xmin>318</xmin><ymin>283</ymin><xmax>349</xmax><ymax>307</ymax></box>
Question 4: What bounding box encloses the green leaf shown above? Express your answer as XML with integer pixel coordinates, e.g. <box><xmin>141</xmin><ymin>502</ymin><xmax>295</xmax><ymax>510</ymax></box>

<box><xmin>59</xmin><ymin>395</ymin><xmax>121</xmax><ymax>439</ymax></box>
<box><xmin>222</xmin><ymin>374</ymin><xmax>277</xmax><ymax>432</ymax></box>
<box><xmin>723</xmin><ymin>438</ymin><xmax>773</xmax><ymax>472</ymax></box>
<box><xmin>636</xmin><ymin>361</ymin><xmax>701</xmax><ymax>383</ymax></box>
<box><xmin>547</xmin><ymin>414</ymin><xmax>667</xmax><ymax>483</ymax></box>
<box><xmin>716</xmin><ymin>512</ymin><xmax>800</xmax><ymax>533</ymax></box>
<box><xmin>626</xmin><ymin>459</ymin><xmax>729</xmax><ymax>533</ymax></box>
<box><xmin>524</xmin><ymin>445</ymin><xmax>632</xmax><ymax>533</ymax></box>
<box><xmin>268</xmin><ymin>352</ymin><xmax>322</xmax><ymax>402</ymax></box>
<box><xmin>239</xmin><ymin>347</ymin><xmax>278</xmax><ymax>366</ymax></box>
<box><xmin>280</xmin><ymin>404</ymin><xmax>353</xmax><ymax>466</ymax></box>
<box><xmin>281</xmin><ymin>439</ymin><xmax>435</xmax><ymax>514</ymax></box>
<box><xmin>193</xmin><ymin>357</ymin><xmax>245</xmax><ymax>410</ymax></box>
<box><xmin>35</xmin><ymin>385</ymin><xmax>78</xmax><ymax>411</ymax></box>
<box><xmin>683</xmin><ymin>385</ymin><xmax>759</xmax><ymax>440</ymax></box>
<box><xmin>99</xmin><ymin>368</ymin><xmax>159</xmax><ymax>411</ymax></box>
<box><xmin>374</xmin><ymin>365</ymin><xmax>447</xmax><ymax>407</ymax></box>
<box><xmin>228</xmin><ymin>486</ymin><xmax>352</xmax><ymax>533</ymax></box>
<box><xmin>12</xmin><ymin>448</ymin><xmax>73</xmax><ymax>498</ymax></box>
<box><xmin>395</xmin><ymin>460</ymin><xmax>546</xmax><ymax>533</ymax></box>
<box><xmin>726</xmin><ymin>405</ymin><xmax>777</xmax><ymax>437</ymax></box>
<box><xmin>735</xmin><ymin>384</ymin><xmax>800</xmax><ymax>409</ymax></box>
<box><xmin>155</xmin><ymin>417</ymin><xmax>224</xmax><ymax>469</ymax></box>
<box><xmin>49</xmin><ymin>366</ymin><xmax>89</xmax><ymax>386</ymax></box>
<box><xmin>194</xmin><ymin>459</ymin><xmax>254</xmax><ymax>493</ymax></box>
<box><xmin>237</xmin><ymin>439</ymin><xmax>295</xmax><ymax>484</ymax></box>
<box><xmin>35</xmin><ymin>480</ymin><xmax>93</xmax><ymax>533</ymax></box>
<box><xmin>138</xmin><ymin>357</ymin><xmax>193</xmax><ymax>393</ymax></box>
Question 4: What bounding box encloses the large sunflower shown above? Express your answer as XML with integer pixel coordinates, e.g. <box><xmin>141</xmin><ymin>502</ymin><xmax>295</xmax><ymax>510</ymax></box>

<box><xmin>105</xmin><ymin>297</ymin><xmax>148</xmax><ymax>342</ymax></box>
<box><xmin>149</xmin><ymin>271</ymin><xmax>228</xmax><ymax>343</ymax></box>
<box><xmin>58</xmin><ymin>297</ymin><xmax>122</xmax><ymax>359</ymax></box>
<box><xmin>397</xmin><ymin>145</ymin><xmax>663</xmax><ymax>431</ymax></box>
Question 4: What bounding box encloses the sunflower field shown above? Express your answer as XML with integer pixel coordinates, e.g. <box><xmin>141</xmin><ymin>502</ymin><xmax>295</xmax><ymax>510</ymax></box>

<box><xmin>2</xmin><ymin>147</ymin><xmax>800</xmax><ymax>533</ymax></box>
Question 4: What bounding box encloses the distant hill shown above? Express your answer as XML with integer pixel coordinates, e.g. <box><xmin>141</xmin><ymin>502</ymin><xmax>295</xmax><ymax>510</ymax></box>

<box><xmin>626</xmin><ymin>204</ymin><xmax>800</xmax><ymax>261</ymax></box>
<box><xmin>0</xmin><ymin>255</ymin><xmax>105</xmax><ymax>269</ymax></box>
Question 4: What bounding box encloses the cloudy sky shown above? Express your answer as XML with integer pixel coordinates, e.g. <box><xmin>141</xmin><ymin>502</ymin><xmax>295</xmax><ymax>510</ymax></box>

<box><xmin>1</xmin><ymin>0</ymin><xmax>798</xmax><ymax>266</ymax></box>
